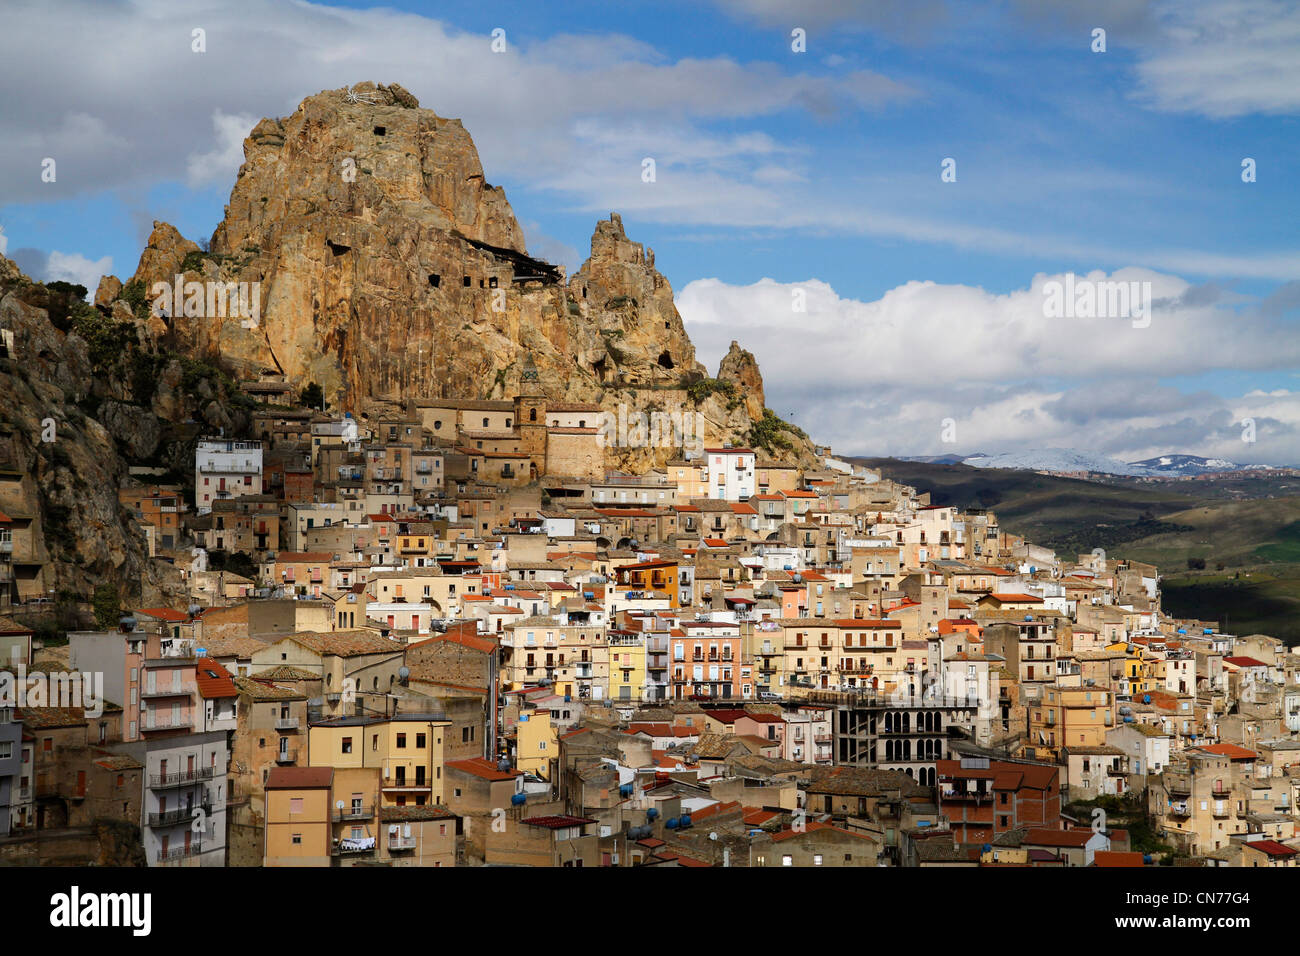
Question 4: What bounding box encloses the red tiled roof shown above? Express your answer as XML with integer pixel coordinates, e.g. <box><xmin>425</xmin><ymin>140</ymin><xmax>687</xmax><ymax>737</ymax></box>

<box><xmin>1024</xmin><ymin>828</ymin><xmax>1090</xmax><ymax>848</ymax></box>
<box><xmin>1197</xmin><ymin>743</ymin><xmax>1257</xmax><ymax>760</ymax></box>
<box><xmin>195</xmin><ymin>658</ymin><xmax>238</xmax><ymax>699</ymax></box>
<box><xmin>1250</xmin><ymin>840</ymin><xmax>1297</xmax><ymax>857</ymax></box>
<box><xmin>1093</xmin><ymin>851</ymin><xmax>1146</xmax><ymax>867</ymax></box>
<box><xmin>1223</xmin><ymin>656</ymin><xmax>1268</xmax><ymax>668</ymax></box>
<box><xmin>522</xmin><ymin>815</ymin><xmax>596</xmax><ymax>829</ymax></box>
<box><xmin>135</xmin><ymin>607</ymin><xmax>188</xmax><ymax>622</ymax></box>
<box><xmin>447</xmin><ymin>757</ymin><xmax>521</xmax><ymax>781</ymax></box>
<box><xmin>266</xmin><ymin>766</ymin><xmax>333</xmax><ymax>790</ymax></box>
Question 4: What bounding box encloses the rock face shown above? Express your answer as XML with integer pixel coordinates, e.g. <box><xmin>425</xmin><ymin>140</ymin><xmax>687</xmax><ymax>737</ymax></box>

<box><xmin>718</xmin><ymin>341</ymin><xmax>766</xmax><ymax>422</ymax></box>
<box><xmin>0</xmin><ymin>254</ymin><xmax>185</xmax><ymax>607</ymax></box>
<box><xmin>116</xmin><ymin>82</ymin><xmax>809</xmax><ymax>468</ymax></box>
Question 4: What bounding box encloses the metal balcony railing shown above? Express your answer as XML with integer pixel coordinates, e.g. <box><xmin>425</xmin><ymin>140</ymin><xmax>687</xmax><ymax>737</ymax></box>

<box><xmin>158</xmin><ymin>841</ymin><xmax>203</xmax><ymax>863</ymax></box>
<box><xmin>332</xmin><ymin>806</ymin><xmax>373</xmax><ymax>822</ymax></box>
<box><xmin>148</xmin><ymin>804</ymin><xmax>210</xmax><ymax>828</ymax></box>
<box><xmin>274</xmin><ymin>716</ymin><xmax>300</xmax><ymax>730</ymax></box>
<box><xmin>150</xmin><ymin>767</ymin><xmax>215</xmax><ymax>788</ymax></box>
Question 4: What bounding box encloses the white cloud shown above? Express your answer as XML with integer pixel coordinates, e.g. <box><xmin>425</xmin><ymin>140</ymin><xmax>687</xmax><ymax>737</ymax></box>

<box><xmin>44</xmin><ymin>251</ymin><xmax>112</xmax><ymax>298</ymax></box>
<box><xmin>1134</xmin><ymin>0</ymin><xmax>1300</xmax><ymax>118</ymax></box>
<box><xmin>678</xmin><ymin>271</ymin><xmax>1300</xmax><ymax>463</ymax></box>
<box><xmin>187</xmin><ymin>110</ymin><xmax>260</xmax><ymax>186</ymax></box>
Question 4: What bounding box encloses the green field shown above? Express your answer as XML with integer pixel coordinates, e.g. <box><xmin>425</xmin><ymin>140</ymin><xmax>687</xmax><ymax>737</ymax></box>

<box><xmin>857</xmin><ymin>458</ymin><xmax>1300</xmax><ymax>643</ymax></box>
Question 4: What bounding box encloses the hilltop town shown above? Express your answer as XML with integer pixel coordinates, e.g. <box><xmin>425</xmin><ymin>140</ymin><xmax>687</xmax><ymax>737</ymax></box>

<box><xmin>1</xmin><ymin>387</ymin><xmax>1295</xmax><ymax>870</ymax></box>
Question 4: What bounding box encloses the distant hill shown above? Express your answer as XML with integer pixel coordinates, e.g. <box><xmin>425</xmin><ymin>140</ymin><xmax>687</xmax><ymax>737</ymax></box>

<box><xmin>1127</xmin><ymin>454</ymin><xmax>1263</xmax><ymax>476</ymax></box>
<box><xmin>964</xmin><ymin>448</ymin><xmax>1157</xmax><ymax>476</ymax></box>
<box><xmin>899</xmin><ymin>448</ymin><xmax>1276</xmax><ymax>477</ymax></box>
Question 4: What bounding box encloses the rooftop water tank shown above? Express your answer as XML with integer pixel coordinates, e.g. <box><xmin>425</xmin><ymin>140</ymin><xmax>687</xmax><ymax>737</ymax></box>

<box><xmin>511</xmin><ymin>792</ymin><xmax>527</xmax><ymax>806</ymax></box>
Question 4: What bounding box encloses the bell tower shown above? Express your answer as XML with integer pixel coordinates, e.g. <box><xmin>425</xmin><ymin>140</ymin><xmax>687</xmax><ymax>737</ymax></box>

<box><xmin>513</xmin><ymin>353</ymin><xmax>548</xmax><ymax>479</ymax></box>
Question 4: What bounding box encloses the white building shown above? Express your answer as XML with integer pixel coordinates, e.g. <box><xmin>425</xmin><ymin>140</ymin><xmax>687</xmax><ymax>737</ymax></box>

<box><xmin>195</xmin><ymin>439</ymin><xmax>263</xmax><ymax>514</ymax></box>
<box><xmin>704</xmin><ymin>447</ymin><xmax>756</xmax><ymax>501</ymax></box>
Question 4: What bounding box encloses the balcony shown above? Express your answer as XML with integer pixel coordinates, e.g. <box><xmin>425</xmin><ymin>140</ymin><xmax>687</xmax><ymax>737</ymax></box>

<box><xmin>0</xmin><ymin>539</ymin><xmax>11</xmax><ymax>553</ymax></box>
<box><xmin>274</xmin><ymin>716</ymin><xmax>300</xmax><ymax>730</ymax></box>
<box><xmin>142</xmin><ymin>714</ymin><xmax>192</xmax><ymax>733</ymax></box>
<box><xmin>382</xmin><ymin>777</ymin><xmax>430</xmax><ymax>791</ymax></box>
<box><xmin>940</xmin><ymin>788</ymin><xmax>992</xmax><ymax>803</ymax></box>
<box><xmin>332</xmin><ymin>806</ymin><xmax>373</xmax><ymax>822</ymax></box>
<box><xmin>158</xmin><ymin>841</ymin><xmax>204</xmax><ymax>864</ymax></box>
<box><xmin>148</xmin><ymin>804</ymin><xmax>210</xmax><ymax>828</ymax></box>
<box><xmin>1169</xmin><ymin>802</ymin><xmax>1191</xmax><ymax>818</ymax></box>
<box><xmin>331</xmin><ymin>840</ymin><xmax>376</xmax><ymax>857</ymax></box>
<box><xmin>150</xmin><ymin>767</ymin><xmax>215</xmax><ymax>789</ymax></box>
<box><xmin>275</xmin><ymin>748</ymin><xmax>298</xmax><ymax>764</ymax></box>
<box><xmin>141</xmin><ymin>684</ymin><xmax>191</xmax><ymax>699</ymax></box>
<box><xmin>388</xmin><ymin>833</ymin><xmax>418</xmax><ymax>851</ymax></box>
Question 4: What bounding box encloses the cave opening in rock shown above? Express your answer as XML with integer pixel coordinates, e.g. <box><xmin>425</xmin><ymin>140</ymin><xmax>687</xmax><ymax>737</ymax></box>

<box><xmin>657</xmin><ymin>350</ymin><xmax>674</xmax><ymax>370</ymax></box>
<box><xmin>428</xmin><ymin>274</ymin><xmax>440</xmax><ymax>288</ymax></box>
<box><xmin>327</xmin><ymin>240</ymin><xmax>350</xmax><ymax>256</ymax></box>
<box><xmin>373</xmin><ymin>125</ymin><xmax>386</xmax><ymax>136</ymax></box>
<box><xmin>463</xmin><ymin>275</ymin><xmax>471</xmax><ymax>287</ymax></box>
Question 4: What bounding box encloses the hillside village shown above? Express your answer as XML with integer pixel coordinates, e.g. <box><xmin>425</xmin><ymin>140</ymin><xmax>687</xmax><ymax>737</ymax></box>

<box><xmin>2</xmin><ymin>383</ymin><xmax>1297</xmax><ymax>869</ymax></box>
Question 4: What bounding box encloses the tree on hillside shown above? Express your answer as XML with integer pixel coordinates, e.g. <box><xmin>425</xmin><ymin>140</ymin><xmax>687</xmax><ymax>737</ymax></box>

<box><xmin>92</xmin><ymin>584</ymin><xmax>120</xmax><ymax>629</ymax></box>
<box><xmin>300</xmin><ymin>382</ymin><xmax>325</xmax><ymax>410</ymax></box>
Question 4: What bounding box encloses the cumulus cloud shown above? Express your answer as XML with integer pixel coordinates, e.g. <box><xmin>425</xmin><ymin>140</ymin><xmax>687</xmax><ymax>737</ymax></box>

<box><xmin>44</xmin><ymin>250</ymin><xmax>113</xmax><ymax>298</ymax></box>
<box><xmin>678</xmin><ymin>271</ymin><xmax>1300</xmax><ymax>464</ymax></box>
<box><xmin>186</xmin><ymin>110</ymin><xmax>260</xmax><ymax>186</ymax></box>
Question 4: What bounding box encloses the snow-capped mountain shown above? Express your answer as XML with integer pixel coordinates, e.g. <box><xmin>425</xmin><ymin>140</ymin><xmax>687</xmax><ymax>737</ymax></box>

<box><xmin>963</xmin><ymin>448</ymin><xmax>1156</xmax><ymax>476</ymax></box>
<box><xmin>950</xmin><ymin>450</ymin><xmax>1271</xmax><ymax>476</ymax></box>
<box><xmin>1125</xmin><ymin>454</ymin><xmax>1256</xmax><ymax>475</ymax></box>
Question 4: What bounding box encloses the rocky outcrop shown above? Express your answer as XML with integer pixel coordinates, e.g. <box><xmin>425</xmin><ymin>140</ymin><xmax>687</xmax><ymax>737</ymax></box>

<box><xmin>0</xmin><ymin>254</ymin><xmax>190</xmax><ymax>608</ymax></box>
<box><xmin>718</xmin><ymin>341</ymin><xmax>766</xmax><ymax>422</ymax></box>
<box><xmin>111</xmin><ymin>82</ymin><xmax>810</xmax><ymax>468</ymax></box>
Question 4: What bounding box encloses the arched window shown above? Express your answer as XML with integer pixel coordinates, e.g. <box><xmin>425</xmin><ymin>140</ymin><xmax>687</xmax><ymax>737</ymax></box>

<box><xmin>530</xmin><ymin>408</ymin><xmax>537</xmax><ymax>422</ymax></box>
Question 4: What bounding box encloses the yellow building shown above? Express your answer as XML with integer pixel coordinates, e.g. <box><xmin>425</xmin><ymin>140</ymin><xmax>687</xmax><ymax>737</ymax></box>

<box><xmin>1031</xmin><ymin>687</ymin><xmax>1113</xmax><ymax>758</ymax></box>
<box><xmin>515</xmin><ymin>707</ymin><xmax>557</xmax><ymax>780</ymax></box>
<box><xmin>608</xmin><ymin>630</ymin><xmax>647</xmax><ymax>702</ymax></box>
<box><xmin>264</xmin><ymin>766</ymin><xmax>334</xmax><ymax>867</ymax></box>
<box><xmin>308</xmin><ymin>712</ymin><xmax>451</xmax><ymax>808</ymax></box>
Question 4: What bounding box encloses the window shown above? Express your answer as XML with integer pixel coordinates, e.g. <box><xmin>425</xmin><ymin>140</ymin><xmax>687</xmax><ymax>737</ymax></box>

<box><xmin>397</xmin><ymin>733</ymin><xmax>407</xmax><ymax>748</ymax></box>
<box><xmin>813</xmin><ymin>854</ymin><xmax>823</xmax><ymax>866</ymax></box>
<box><xmin>416</xmin><ymin>733</ymin><xmax>426</xmax><ymax>748</ymax></box>
<box><xmin>782</xmin><ymin>855</ymin><xmax>793</xmax><ymax>866</ymax></box>
<box><xmin>291</xmin><ymin>833</ymin><xmax>302</xmax><ymax>845</ymax></box>
<box><xmin>290</xmin><ymin>798</ymin><xmax>303</xmax><ymax>814</ymax></box>
<box><xmin>342</xmin><ymin>737</ymin><xmax>353</xmax><ymax>754</ymax></box>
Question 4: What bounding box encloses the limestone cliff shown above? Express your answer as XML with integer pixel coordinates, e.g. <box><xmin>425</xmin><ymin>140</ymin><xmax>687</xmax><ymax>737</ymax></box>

<box><xmin>0</xmin><ymin>255</ymin><xmax>193</xmax><ymax>609</ymax></box>
<box><xmin>112</xmin><ymin>82</ymin><xmax>812</xmax><ymax>468</ymax></box>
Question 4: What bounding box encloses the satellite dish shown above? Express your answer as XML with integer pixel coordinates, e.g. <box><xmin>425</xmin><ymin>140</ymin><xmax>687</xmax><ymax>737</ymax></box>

<box><xmin>336</xmin><ymin>800</ymin><xmax>345</xmax><ymax>810</ymax></box>
<box><xmin>709</xmin><ymin>832</ymin><xmax>718</xmax><ymax>841</ymax></box>
<box><xmin>398</xmin><ymin>666</ymin><xmax>410</xmax><ymax>680</ymax></box>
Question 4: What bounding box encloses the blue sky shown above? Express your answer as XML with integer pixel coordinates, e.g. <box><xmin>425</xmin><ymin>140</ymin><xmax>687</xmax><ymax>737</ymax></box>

<box><xmin>2</xmin><ymin>0</ymin><xmax>1298</xmax><ymax>462</ymax></box>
